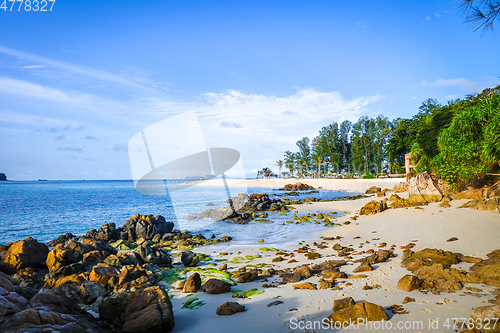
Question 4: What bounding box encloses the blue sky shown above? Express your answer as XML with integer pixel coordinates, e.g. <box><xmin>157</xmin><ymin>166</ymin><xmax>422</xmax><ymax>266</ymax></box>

<box><xmin>0</xmin><ymin>0</ymin><xmax>499</xmax><ymax>180</ymax></box>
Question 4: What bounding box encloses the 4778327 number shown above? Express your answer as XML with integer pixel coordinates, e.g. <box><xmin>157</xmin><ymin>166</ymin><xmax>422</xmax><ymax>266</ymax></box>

<box><xmin>1</xmin><ymin>0</ymin><xmax>55</xmax><ymax>11</ymax></box>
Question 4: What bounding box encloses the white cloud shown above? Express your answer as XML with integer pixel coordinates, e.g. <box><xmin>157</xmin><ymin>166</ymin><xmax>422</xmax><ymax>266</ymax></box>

<box><xmin>0</xmin><ymin>77</ymin><xmax>79</xmax><ymax>102</ymax></box>
<box><xmin>421</xmin><ymin>77</ymin><xmax>500</xmax><ymax>92</ymax></box>
<box><xmin>0</xmin><ymin>45</ymin><xmax>156</xmax><ymax>92</ymax></box>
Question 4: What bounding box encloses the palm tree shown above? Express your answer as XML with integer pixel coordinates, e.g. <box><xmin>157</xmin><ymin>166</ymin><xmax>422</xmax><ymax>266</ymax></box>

<box><xmin>312</xmin><ymin>154</ymin><xmax>323</xmax><ymax>179</ymax></box>
<box><xmin>284</xmin><ymin>150</ymin><xmax>296</xmax><ymax>178</ymax></box>
<box><xmin>275</xmin><ymin>160</ymin><xmax>284</xmax><ymax>179</ymax></box>
<box><xmin>297</xmin><ymin>158</ymin><xmax>307</xmax><ymax>179</ymax></box>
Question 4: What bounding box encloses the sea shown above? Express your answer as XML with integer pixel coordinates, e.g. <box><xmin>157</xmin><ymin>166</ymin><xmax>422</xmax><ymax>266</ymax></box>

<box><xmin>0</xmin><ymin>180</ymin><xmax>354</xmax><ymax>247</ymax></box>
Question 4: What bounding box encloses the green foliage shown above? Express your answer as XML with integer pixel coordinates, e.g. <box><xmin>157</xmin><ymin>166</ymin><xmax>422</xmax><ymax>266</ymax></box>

<box><xmin>181</xmin><ymin>297</ymin><xmax>205</xmax><ymax>309</ymax></box>
<box><xmin>279</xmin><ymin>85</ymin><xmax>500</xmax><ymax>187</ymax></box>
<box><xmin>0</xmin><ymin>173</ymin><xmax>6</xmax><ymax>181</ymax></box>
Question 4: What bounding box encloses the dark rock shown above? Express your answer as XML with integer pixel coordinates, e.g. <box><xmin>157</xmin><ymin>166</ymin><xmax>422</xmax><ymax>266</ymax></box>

<box><xmin>119</xmin><ymin>215</ymin><xmax>174</xmax><ymax>242</ymax></box>
<box><xmin>333</xmin><ymin>297</ymin><xmax>355</xmax><ymax>312</ymax></box>
<box><xmin>29</xmin><ymin>288</ymin><xmax>81</xmax><ymax>314</ymax></box>
<box><xmin>216</xmin><ymin>301</ymin><xmax>245</xmax><ymax>315</ymax></box>
<box><xmin>80</xmin><ymin>280</ymin><xmax>108</xmax><ymax>305</ymax></box>
<box><xmin>446</xmin><ymin>237</ymin><xmax>458</xmax><ymax>242</ymax></box>
<box><xmin>181</xmin><ymin>250</ymin><xmax>199</xmax><ymax>267</ymax></box>
<box><xmin>89</xmin><ymin>266</ymin><xmax>119</xmax><ymax>287</ymax></box>
<box><xmin>134</xmin><ymin>244</ymin><xmax>172</xmax><ymax>267</ymax></box>
<box><xmin>202</xmin><ymin>278</ymin><xmax>232</xmax><ymax>294</ymax></box>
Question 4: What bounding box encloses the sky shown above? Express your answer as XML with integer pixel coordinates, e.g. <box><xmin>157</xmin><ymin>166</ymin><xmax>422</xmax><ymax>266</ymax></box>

<box><xmin>0</xmin><ymin>0</ymin><xmax>499</xmax><ymax>180</ymax></box>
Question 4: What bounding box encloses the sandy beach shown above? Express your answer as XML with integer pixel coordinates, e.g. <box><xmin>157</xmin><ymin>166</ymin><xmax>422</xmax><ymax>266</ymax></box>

<box><xmin>169</xmin><ymin>178</ymin><xmax>500</xmax><ymax>333</ymax></box>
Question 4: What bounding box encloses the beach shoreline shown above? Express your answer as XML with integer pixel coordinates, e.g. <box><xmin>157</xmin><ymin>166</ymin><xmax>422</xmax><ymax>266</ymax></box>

<box><xmin>166</xmin><ymin>179</ymin><xmax>500</xmax><ymax>333</ymax></box>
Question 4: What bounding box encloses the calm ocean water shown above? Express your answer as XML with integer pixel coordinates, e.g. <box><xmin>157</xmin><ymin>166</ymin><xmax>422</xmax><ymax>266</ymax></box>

<box><xmin>0</xmin><ymin>180</ymin><xmax>351</xmax><ymax>246</ymax></box>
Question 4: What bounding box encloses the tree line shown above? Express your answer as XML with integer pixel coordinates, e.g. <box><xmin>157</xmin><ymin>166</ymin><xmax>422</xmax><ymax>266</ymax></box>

<box><xmin>261</xmin><ymin>85</ymin><xmax>500</xmax><ymax>188</ymax></box>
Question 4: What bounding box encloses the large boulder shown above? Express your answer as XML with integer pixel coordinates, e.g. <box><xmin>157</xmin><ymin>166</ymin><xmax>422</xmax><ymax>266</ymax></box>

<box><xmin>0</xmin><ymin>237</ymin><xmax>49</xmax><ymax>274</ymax></box>
<box><xmin>119</xmin><ymin>215</ymin><xmax>174</xmax><ymax>242</ymax></box>
<box><xmin>79</xmin><ymin>280</ymin><xmax>108</xmax><ymax>305</ymax></box>
<box><xmin>46</xmin><ymin>243</ymin><xmax>79</xmax><ymax>273</ymax></box>
<box><xmin>202</xmin><ymin>279</ymin><xmax>232</xmax><ymax>294</ymax></box>
<box><xmin>99</xmin><ymin>286</ymin><xmax>174</xmax><ymax>333</ymax></box>
<box><xmin>397</xmin><ymin>274</ymin><xmax>422</xmax><ymax>292</ymax></box>
<box><xmin>182</xmin><ymin>273</ymin><xmax>201</xmax><ymax>293</ymax></box>
<box><xmin>326</xmin><ymin>301</ymin><xmax>389</xmax><ymax>326</ymax></box>
<box><xmin>134</xmin><ymin>244</ymin><xmax>172</xmax><ymax>266</ymax></box>
<box><xmin>85</xmin><ymin>222</ymin><xmax>118</xmax><ymax>241</ymax></box>
<box><xmin>359</xmin><ymin>200</ymin><xmax>387</xmax><ymax>215</ymax></box>
<box><xmin>181</xmin><ymin>250</ymin><xmax>199</xmax><ymax>267</ymax></box>
<box><xmin>408</xmin><ymin>171</ymin><xmax>443</xmax><ymax>203</ymax></box>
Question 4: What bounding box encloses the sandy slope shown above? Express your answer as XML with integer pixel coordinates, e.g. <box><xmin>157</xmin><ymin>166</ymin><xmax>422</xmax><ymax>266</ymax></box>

<box><xmin>169</xmin><ymin>179</ymin><xmax>500</xmax><ymax>333</ymax></box>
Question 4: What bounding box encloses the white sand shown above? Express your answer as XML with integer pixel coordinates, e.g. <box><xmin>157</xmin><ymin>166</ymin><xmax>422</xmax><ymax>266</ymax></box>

<box><xmin>169</xmin><ymin>179</ymin><xmax>500</xmax><ymax>333</ymax></box>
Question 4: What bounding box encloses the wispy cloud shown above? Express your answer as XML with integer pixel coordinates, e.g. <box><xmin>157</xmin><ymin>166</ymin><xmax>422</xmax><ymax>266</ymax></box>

<box><xmin>113</xmin><ymin>144</ymin><xmax>144</xmax><ymax>152</ymax></box>
<box><xmin>85</xmin><ymin>136</ymin><xmax>97</xmax><ymax>140</ymax></box>
<box><xmin>56</xmin><ymin>147</ymin><xmax>84</xmax><ymax>153</ymax></box>
<box><xmin>0</xmin><ymin>45</ymin><xmax>156</xmax><ymax>92</ymax></box>
<box><xmin>220</xmin><ymin>121</ymin><xmax>243</xmax><ymax>128</ymax></box>
<box><xmin>421</xmin><ymin>77</ymin><xmax>500</xmax><ymax>92</ymax></box>
<box><xmin>0</xmin><ymin>77</ymin><xmax>79</xmax><ymax>102</ymax></box>
<box><xmin>425</xmin><ymin>16</ymin><xmax>431</xmax><ymax>21</ymax></box>
<box><xmin>23</xmin><ymin>65</ymin><xmax>46</xmax><ymax>69</ymax></box>
<box><xmin>55</xmin><ymin>135</ymin><xmax>65</xmax><ymax>141</ymax></box>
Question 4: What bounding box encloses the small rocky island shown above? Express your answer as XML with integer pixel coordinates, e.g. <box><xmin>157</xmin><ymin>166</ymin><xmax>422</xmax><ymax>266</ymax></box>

<box><xmin>0</xmin><ymin>173</ymin><xmax>7</xmax><ymax>181</ymax></box>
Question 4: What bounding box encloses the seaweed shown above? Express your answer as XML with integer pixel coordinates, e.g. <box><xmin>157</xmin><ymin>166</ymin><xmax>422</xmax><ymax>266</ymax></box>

<box><xmin>181</xmin><ymin>297</ymin><xmax>205</xmax><ymax>309</ymax></box>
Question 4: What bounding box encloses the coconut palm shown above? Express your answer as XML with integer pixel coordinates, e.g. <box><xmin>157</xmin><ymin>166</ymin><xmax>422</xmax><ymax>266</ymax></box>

<box><xmin>275</xmin><ymin>160</ymin><xmax>284</xmax><ymax>179</ymax></box>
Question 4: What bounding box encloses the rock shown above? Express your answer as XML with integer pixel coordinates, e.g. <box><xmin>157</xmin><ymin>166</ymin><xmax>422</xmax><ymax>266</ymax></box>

<box><xmin>219</xmin><ymin>263</ymin><xmax>227</xmax><ymax>271</ymax></box>
<box><xmin>120</xmin><ymin>215</ymin><xmax>174</xmax><ymax>242</ymax></box>
<box><xmin>134</xmin><ymin>243</ymin><xmax>172</xmax><ymax>266</ymax></box>
<box><xmin>118</xmin><ymin>265</ymin><xmax>148</xmax><ymax>286</ymax></box>
<box><xmin>216</xmin><ymin>301</ymin><xmax>245</xmax><ymax>315</ymax></box>
<box><xmin>365</xmin><ymin>186</ymin><xmax>381</xmax><ymax>194</ymax></box>
<box><xmin>402</xmin><ymin>296</ymin><xmax>415</xmax><ymax>304</ymax></box>
<box><xmin>461</xmin><ymin>256</ymin><xmax>482</xmax><ymax>263</ymax></box>
<box><xmin>94</xmin><ymin>222</ymin><xmax>117</xmax><ymax>241</ymax></box>
<box><xmin>359</xmin><ymin>200</ymin><xmax>387</xmax><ymax>215</ymax></box>
<box><xmin>3</xmin><ymin>291</ymin><xmax>28</xmax><ymax>308</ymax></box>
<box><xmin>79</xmin><ymin>280</ymin><xmax>108</xmax><ymax>304</ymax></box>
<box><xmin>233</xmin><ymin>272</ymin><xmax>257</xmax><ymax>283</ymax></box>
<box><xmin>110</xmin><ymin>239</ymin><xmax>136</xmax><ymax>251</ymax></box>
<box><xmin>318</xmin><ymin>279</ymin><xmax>333</xmax><ymax>289</ymax></box>
<box><xmin>202</xmin><ymin>278</ymin><xmax>232</xmax><ymax>294</ymax></box>
<box><xmin>471</xmin><ymin>304</ymin><xmax>500</xmax><ymax>321</ymax></box>
<box><xmin>322</xmin><ymin>269</ymin><xmax>347</xmax><ymax>280</ymax></box>
<box><xmin>397</xmin><ymin>274</ymin><xmax>422</xmax><ymax>292</ymax></box>
<box><xmin>282</xmin><ymin>272</ymin><xmax>302</xmax><ymax>283</ymax></box>
<box><xmin>459</xmin><ymin>197</ymin><xmax>500</xmax><ymax>213</ymax></box>
<box><xmin>122</xmin><ymin>286</ymin><xmax>175</xmax><ymax>333</ymax></box>
<box><xmin>182</xmin><ymin>273</ymin><xmax>201</xmax><ymax>293</ymax></box>
<box><xmin>0</xmin><ymin>294</ymin><xmax>19</xmax><ymax>317</ymax></box>
<box><xmin>46</xmin><ymin>232</ymin><xmax>76</xmax><ymax>247</ymax></box>
<box><xmin>100</xmin><ymin>286</ymin><xmax>175</xmax><ymax>333</ymax></box>
<box><xmin>267</xmin><ymin>300</ymin><xmax>283</xmax><ymax>307</ymax></box>
<box><xmin>333</xmin><ymin>297</ymin><xmax>355</xmax><ymax>312</ymax></box>
<box><xmin>181</xmin><ymin>250</ymin><xmax>199</xmax><ymax>267</ymax></box>
<box><xmin>89</xmin><ymin>266</ymin><xmax>119</xmax><ymax>287</ymax></box>
<box><xmin>46</xmin><ymin>243</ymin><xmax>78</xmax><ymax>273</ymax></box>
<box><xmin>408</xmin><ymin>171</ymin><xmax>443</xmax><ymax>203</ymax></box>
<box><xmin>292</xmin><ymin>282</ymin><xmax>316</xmax><ymax>290</ymax></box>
<box><xmin>439</xmin><ymin>201</ymin><xmax>451</xmax><ymax>208</ymax></box>
<box><xmin>171</xmin><ymin>280</ymin><xmax>186</xmax><ymax>290</ymax></box>
<box><xmin>353</xmin><ymin>262</ymin><xmax>373</xmax><ymax>273</ymax></box>
<box><xmin>393</xmin><ymin>182</ymin><xmax>408</xmax><ymax>193</ymax></box>
<box><xmin>281</xmin><ymin>183</ymin><xmax>314</xmax><ymax>191</ymax></box>
<box><xmin>327</xmin><ymin>301</ymin><xmax>389</xmax><ymax>325</ymax></box>
<box><xmin>402</xmin><ymin>248</ymin><xmax>461</xmax><ymax>269</ymax></box>
<box><xmin>446</xmin><ymin>237</ymin><xmax>458</xmax><ymax>242</ymax></box>
<box><xmin>29</xmin><ymin>288</ymin><xmax>81</xmax><ymax>314</ymax></box>
<box><xmin>389</xmin><ymin>194</ymin><xmax>426</xmax><ymax>208</ymax></box>
<box><xmin>0</xmin><ymin>237</ymin><xmax>49</xmax><ymax>274</ymax></box>
<box><xmin>306</xmin><ymin>252</ymin><xmax>321</xmax><ymax>260</ymax></box>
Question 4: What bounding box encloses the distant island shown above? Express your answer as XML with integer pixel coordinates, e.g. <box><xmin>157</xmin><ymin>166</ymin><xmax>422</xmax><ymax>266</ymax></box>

<box><xmin>0</xmin><ymin>173</ymin><xmax>7</xmax><ymax>181</ymax></box>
